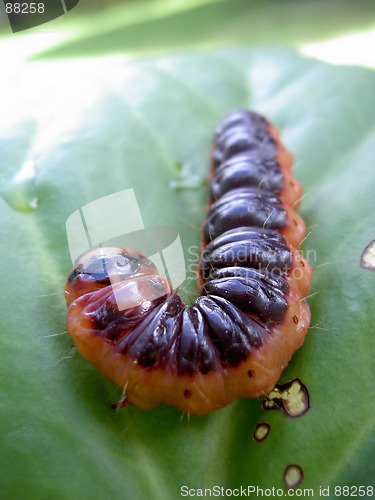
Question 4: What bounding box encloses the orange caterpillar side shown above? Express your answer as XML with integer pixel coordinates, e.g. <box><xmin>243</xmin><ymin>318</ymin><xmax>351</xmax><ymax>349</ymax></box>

<box><xmin>65</xmin><ymin>110</ymin><xmax>312</xmax><ymax>415</ymax></box>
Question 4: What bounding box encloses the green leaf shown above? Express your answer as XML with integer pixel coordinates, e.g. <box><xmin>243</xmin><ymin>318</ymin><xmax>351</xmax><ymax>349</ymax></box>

<box><xmin>1</xmin><ymin>49</ymin><xmax>374</xmax><ymax>498</ymax></box>
<box><xmin>32</xmin><ymin>0</ymin><xmax>375</xmax><ymax>60</ymax></box>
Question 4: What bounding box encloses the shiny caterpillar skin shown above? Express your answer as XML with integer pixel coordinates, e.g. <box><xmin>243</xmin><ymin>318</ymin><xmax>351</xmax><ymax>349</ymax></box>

<box><xmin>65</xmin><ymin>110</ymin><xmax>312</xmax><ymax>415</ymax></box>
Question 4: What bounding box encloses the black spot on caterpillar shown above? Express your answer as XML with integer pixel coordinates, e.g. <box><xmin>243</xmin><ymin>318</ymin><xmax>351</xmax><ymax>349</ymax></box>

<box><xmin>65</xmin><ymin>110</ymin><xmax>312</xmax><ymax>415</ymax></box>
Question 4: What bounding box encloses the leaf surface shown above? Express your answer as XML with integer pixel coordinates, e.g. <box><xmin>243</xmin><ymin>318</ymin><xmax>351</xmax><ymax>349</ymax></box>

<box><xmin>0</xmin><ymin>49</ymin><xmax>374</xmax><ymax>498</ymax></box>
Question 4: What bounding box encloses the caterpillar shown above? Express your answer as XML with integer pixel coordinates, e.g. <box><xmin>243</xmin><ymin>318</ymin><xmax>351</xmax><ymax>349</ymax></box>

<box><xmin>65</xmin><ymin>110</ymin><xmax>312</xmax><ymax>416</ymax></box>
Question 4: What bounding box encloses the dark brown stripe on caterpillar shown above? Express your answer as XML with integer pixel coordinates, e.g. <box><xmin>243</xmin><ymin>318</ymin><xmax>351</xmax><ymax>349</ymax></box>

<box><xmin>65</xmin><ymin>110</ymin><xmax>312</xmax><ymax>415</ymax></box>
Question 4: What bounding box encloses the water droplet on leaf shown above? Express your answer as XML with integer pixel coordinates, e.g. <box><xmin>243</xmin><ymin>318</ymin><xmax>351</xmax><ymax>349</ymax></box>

<box><xmin>361</xmin><ymin>240</ymin><xmax>375</xmax><ymax>271</ymax></box>
<box><xmin>0</xmin><ymin>160</ymin><xmax>38</xmax><ymax>212</ymax></box>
